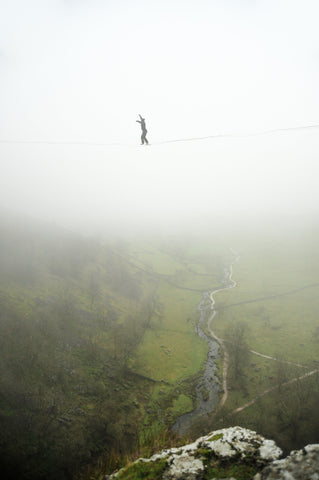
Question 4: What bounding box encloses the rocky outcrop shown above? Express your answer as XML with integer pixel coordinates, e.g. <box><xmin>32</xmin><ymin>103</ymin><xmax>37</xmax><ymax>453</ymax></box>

<box><xmin>105</xmin><ymin>426</ymin><xmax>283</xmax><ymax>479</ymax></box>
<box><xmin>255</xmin><ymin>444</ymin><xmax>319</xmax><ymax>480</ymax></box>
<box><xmin>105</xmin><ymin>426</ymin><xmax>319</xmax><ymax>479</ymax></box>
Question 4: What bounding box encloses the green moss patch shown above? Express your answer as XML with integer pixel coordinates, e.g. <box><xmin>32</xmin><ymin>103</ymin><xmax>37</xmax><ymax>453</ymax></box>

<box><xmin>208</xmin><ymin>432</ymin><xmax>224</xmax><ymax>442</ymax></box>
<box><xmin>116</xmin><ymin>458</ymin><xmax>167</xmax><ymax>480</ymax></box>
<box><xmin>194</xmin><ymin>445</ymin><xmax>261</xmax><ymax>480</ymax></box>
<box><xmin>205</xmin><ymin>461</ymin><xmax>259</xmax><ymax>480</ymax></box>
<box><xmin>195</xmin><ymin>449</ymin><xmax>259</xmax><ymax>480</ymax></box>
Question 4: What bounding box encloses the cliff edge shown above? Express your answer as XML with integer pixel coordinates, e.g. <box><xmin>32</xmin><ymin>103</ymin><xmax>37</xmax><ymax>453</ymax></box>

<box><xmin>105</xmin><ymin>426</ymin><xmax>319</xmax><ymax>480</ymax></box>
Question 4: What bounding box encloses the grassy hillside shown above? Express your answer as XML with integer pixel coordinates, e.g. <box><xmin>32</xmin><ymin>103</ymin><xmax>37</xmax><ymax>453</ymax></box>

<box><xmin>0</xmin><ymin>214</ymin><xmax>228</xmax><ymax>480</ymax></box>
<box><xmin>1</xmin><ymin>213</ymin><xmax>318</xmax><ymax>479</ymax></box>
<box><xmin>0</xmin><ymin>215</ymin><xmax>155</xmax><ymax>479</ymax></box>
<box><xmin>201</xmin><ymin>224</ymin><xmax>319</xmax><ymax>453</ymax></box>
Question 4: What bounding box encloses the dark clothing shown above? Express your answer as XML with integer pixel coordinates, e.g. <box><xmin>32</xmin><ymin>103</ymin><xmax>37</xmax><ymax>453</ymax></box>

<box><xmin>141</xmin><ymin>129</ymin><xmax>148</xmax><ymax>145</ymax></box>
<box><xmin>136</xmin><ymin>115</ymin><xmax>149</xmax><ymax>144</ymax></box>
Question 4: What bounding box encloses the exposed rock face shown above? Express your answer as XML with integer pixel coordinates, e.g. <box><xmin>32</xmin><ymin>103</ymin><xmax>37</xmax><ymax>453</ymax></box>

<box><xmin>105</xmin><ymin>427</ymin><xmax>319</xmax><ymax>479</ymax></box>
<box><xmin>254</xmin><ymin>444</ymin><xmax>319</xmax><ymax>480</ymax></box>
<box><xmin>105</xmin><ymin>426</ymin><xmax>282</xmax><ymax>479</ymax></box>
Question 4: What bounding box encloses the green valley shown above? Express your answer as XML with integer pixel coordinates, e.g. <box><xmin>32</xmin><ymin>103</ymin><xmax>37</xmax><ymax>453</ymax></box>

<box><xmin>1</xmin><ymin>214</ymin><xmax>319</xmax><ymax>479</ymax></box>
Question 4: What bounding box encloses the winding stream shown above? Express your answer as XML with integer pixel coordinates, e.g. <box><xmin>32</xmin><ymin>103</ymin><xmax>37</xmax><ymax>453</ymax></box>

<box><xmin>172</xmin><ymin>253</ymin><xmax>239</xmax><ymax>436</ymax></box>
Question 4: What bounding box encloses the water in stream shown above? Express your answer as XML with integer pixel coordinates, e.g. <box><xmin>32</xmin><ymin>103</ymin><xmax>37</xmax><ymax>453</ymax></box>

<box><xmin>172</xmin><ymin>262</ymin><xmax>238</xmax><ymax>436</ymax></box>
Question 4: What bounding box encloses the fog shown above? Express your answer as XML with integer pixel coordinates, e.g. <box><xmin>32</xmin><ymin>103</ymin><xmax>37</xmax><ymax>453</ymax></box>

<box><xmin>1</xmin><ymin>0</ymin><xmax>319</xmax><ymax>236</ymax></box>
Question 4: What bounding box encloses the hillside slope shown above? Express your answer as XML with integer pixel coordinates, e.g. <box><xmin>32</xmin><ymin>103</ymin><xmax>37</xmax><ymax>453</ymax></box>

<box><xmin>0</xmin><ymin>214</ymin><xmax>226</xmax><ymax>480</ymax></box>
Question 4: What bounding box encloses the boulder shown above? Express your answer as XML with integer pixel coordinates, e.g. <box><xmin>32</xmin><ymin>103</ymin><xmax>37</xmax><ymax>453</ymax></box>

<box><xmin>254</xmin><ymin>444</ymin><xmax>319</xmax><ymax>480</ymax></box>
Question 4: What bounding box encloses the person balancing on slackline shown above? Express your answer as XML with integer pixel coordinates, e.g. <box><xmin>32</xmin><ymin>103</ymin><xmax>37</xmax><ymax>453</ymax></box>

<box><xmin>136</xmin><ymin>114</ymin><xmax>149</xmax><ymax>145</ymax></box>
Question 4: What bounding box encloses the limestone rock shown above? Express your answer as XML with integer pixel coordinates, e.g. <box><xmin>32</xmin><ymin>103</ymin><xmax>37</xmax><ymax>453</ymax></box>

<box><xmin>254</xmin><ymin>444</ymin><xmax>319</xmax><ymax>480</ymax></box>
<box><xmin>105</xmin><ymin>426</ymin><xmax>282</xmax><ymax>479</ymax></box>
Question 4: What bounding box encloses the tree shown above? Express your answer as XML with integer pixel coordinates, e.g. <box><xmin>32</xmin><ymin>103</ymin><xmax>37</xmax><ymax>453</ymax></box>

<box><xmin>225</xmin><ymin>322</ymin><xmax>250</xmax><ymax>394</ymax></box>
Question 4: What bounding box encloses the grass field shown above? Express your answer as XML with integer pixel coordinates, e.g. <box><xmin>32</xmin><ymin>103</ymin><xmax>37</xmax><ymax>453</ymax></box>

<box><xmin>2</xmin><ymin>215</ymin><xmax>319</xmax><ymax>479</ymax></box>
<box><xmin>126</xmin><ymin>240</ymin><xmax>228</xmax><ymax>432</ymax></box>
<box><xmin>125</xmin><ymin>225</ymin><xmax>319</xmax><ymax>445</ymax></box>
<box><xmin>213</xmin><ymin>230</ymin><xmax>319</xmax><ymax>364</ymax></box>
<box><xmin>199</xmin><ymin>225</ymin><xmax>319</xmax><ymax>451</ymax></box>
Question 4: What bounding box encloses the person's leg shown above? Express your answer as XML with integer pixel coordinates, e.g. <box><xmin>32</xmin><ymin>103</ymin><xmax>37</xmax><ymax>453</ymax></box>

<box><xmin>141</xmin><ymin>133</ymin><xmax>144</xmax><ymax>144</ymax></box>
<box><xmin>143</xmin><ymin>130</ymin><xmax>148</xmax><ymax>144</ymax></box>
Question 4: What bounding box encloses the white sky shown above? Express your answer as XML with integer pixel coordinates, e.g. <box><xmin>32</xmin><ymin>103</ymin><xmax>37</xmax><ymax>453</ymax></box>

<box><xmin>0</xmin><ymin>0</ymin><xmax>319</xmax><ymax>234</ymax></box>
